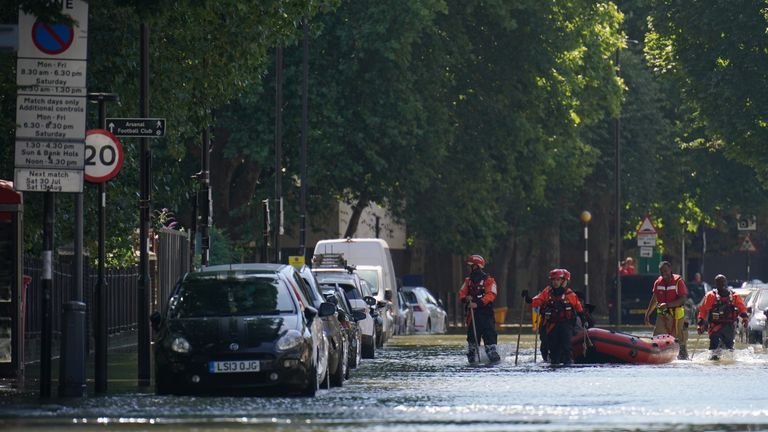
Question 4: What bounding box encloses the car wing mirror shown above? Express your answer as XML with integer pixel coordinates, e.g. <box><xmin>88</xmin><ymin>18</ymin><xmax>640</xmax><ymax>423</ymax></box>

<box><xmin>353</xmin><ymin>310</ymin><xmax>367</xmax><ymax>321</ymax></box>
<box><xmin>304</xmin><ymin>305</ymin><xmax>318</xmax><ymax>323</ymax></box>
<box><xmin>150</xmin><ymin>310</ymin><xmax>163</xmax><ymax>332</ymax></box>
<box><xmin>318</xmin><ymin>302</ymin><xmax>336</xmax><ymax>318</ymax></box>
<box><xmin>364</xmin><ymin>295</ymin><xmax>377</xmax><ymax>306</ymax></box>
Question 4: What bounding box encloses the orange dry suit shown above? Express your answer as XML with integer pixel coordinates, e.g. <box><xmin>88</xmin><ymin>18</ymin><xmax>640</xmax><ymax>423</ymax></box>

<box><xmin>459</xmin><ymin>270</ymin><xmax>498</xmax><ymax>347</ymax></box>
<box><xmin>698</xmin><ymin>290</ymin><xmax>747</xmax><ymax>330</ymax></box>
<box><xmin>531</xmin><ymin>287</ymin><xmax>583</xmax><ymax>365</ymax></box>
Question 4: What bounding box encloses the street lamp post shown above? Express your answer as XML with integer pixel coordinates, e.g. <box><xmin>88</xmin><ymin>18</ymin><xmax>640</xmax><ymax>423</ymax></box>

<box><xmin>580</xmin><ymin>211</ymin><xmax>592</xmax><ymax>303</ymax></box>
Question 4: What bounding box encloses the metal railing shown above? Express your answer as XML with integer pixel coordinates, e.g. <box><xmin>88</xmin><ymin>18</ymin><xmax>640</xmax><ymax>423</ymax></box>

<box><xmin>23</xmin><ymin>228</ymin><xmax>190</xmax><ymax>343</ymax></box>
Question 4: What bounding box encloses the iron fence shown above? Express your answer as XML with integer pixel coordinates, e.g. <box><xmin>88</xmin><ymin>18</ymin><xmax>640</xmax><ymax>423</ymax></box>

<box><xmin>22</xmin><ymin>228</ymin><xmax>190</xmax><ymax>344</ymax></box>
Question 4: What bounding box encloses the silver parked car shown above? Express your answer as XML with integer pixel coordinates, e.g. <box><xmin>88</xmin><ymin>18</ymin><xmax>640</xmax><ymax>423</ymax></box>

<box><xmin>401</xmin><ymin>286</ymin><xmax>448</xmax><ymax>334</ymax></box>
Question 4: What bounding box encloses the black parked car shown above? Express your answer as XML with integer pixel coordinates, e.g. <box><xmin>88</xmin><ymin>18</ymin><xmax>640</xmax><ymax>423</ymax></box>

<box><xmin>151</xmin><ymin>264</ymin><xmax>335</xmax><ymax>396</ymax></box>
<box><xmin>297</xmin><ymin>265</ymin><xmax>349</xmax><ymax>385</ymax></box>
<box><xmin>321</xmin><ymin>283</ymin><xmax>364</xmax><ymax>370</ymax></box>
<box><xmin>608</xmin><ymin>275</ymin><xmax>658</xmax><ymax>324</ymax></box>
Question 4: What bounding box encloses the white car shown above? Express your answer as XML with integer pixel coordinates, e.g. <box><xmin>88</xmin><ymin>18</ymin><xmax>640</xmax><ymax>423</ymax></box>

<box><xmin>356</xmin><ymin>265</ymin><xmax>395</xmax><ymax>343</ymax></box>
<box><xmin>746</xmin><ymin>288</ymin><xmax>768</xmax><ymax>344</ymax></box>
<box><xmin>402</xmin><ymin>286</ymin><xmax>448</xmax><ymax>334</ymax></box>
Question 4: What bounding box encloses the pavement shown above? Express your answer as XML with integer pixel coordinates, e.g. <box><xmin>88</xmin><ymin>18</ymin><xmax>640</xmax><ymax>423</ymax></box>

<box><xmin>0</xmin><ymin>331</ymin><xmax>150</xmax><ymax>403</ymax></box>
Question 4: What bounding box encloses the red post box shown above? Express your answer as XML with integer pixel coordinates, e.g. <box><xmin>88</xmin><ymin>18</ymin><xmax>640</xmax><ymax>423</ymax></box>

<box><xmin>0</xmin><ymin>179</ymin><xmax>24</xmax><ymax>379</ymax></box>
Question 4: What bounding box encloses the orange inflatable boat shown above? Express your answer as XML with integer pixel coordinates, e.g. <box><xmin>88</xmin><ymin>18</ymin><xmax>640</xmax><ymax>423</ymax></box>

<box><xmin>571</xmin><ymin>327</ymin><xmax>679</xmax><ymax>364</ymax></box>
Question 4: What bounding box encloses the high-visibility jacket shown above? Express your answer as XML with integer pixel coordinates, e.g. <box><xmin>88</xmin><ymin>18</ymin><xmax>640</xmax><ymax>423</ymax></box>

<box><xmin>652</xmin><ymin>274</ymin><xmax>688</xmax><ymax>304</ymax></box>
<box><xmin>459</xmin><ymin>274</ymin><xmax>497</xmax><ymax>309</ymax></box>
<box><xmin>697</xmin><ymin>289</ymin><xmax>748</xmax><ymax>334</ymax></box>
<box><xmin>531</xmin><ymin>287</ymin><xmax>583</xmax><ymax>328</ymax></box>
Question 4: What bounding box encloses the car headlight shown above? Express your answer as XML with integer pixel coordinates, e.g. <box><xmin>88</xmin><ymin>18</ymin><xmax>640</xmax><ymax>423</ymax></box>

<box><xmin>276</xmin><ymin>329</ymin><xmax>303</xmax><ymax>351</ymax></box>
<box><xmin>170</xmin><ymin>336</ymin><xmax>191</xmax><ymax>354</ymax></box>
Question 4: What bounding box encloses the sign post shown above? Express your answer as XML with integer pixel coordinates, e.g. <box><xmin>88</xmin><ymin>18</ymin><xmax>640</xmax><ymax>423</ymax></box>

<box><xmin>14</xmin><ymin>0</ymin><xmax>89</xmax><ymax>399</ymax></box>
<box><xmin>636</xmin><ymin>216</ymin><xmax>659</xmax><ymax>273</ymax></box>
<box><xmin>106</xmin><ymin>117</ymin><xmax>165</xmax><ymax>137</ymax></box>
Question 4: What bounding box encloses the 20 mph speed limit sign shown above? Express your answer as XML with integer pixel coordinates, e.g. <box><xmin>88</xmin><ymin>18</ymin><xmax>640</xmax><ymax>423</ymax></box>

<box><xmin>85</xmin><ymin>129</ymin><xmax>123</xmax><ymax>183</ymax></box>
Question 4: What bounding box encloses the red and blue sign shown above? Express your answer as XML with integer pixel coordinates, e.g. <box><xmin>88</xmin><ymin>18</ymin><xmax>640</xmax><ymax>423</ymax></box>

<box><xmin>32</xmin><ymin>20</ymin><xmax>74</xmax><ymax>55</ymax></box>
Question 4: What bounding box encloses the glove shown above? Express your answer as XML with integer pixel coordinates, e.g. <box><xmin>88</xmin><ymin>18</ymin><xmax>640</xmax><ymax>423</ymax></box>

<box><xmin>580</xmin><ymin>314</ymin><xmax>590</xmax><ymax>329</ymax></box>
<box><xmin>697</xmin><ymin>325</ymin><xmax>704</xmax><ymax>334</ymax></box>
<box><xmin>520</xmin><ymin>290</ymin><xmax>529</xmax><ymax>299</ymax></box>
<box><xmin>462</xmin><ymin>296</ymin><xmax>472</xmax><ymax>304</ymax></box>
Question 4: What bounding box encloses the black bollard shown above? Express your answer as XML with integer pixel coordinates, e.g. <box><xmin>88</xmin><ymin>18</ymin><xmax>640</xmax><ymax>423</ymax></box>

<box><xmin>58</xmin><ymin>301</ymin><xmax>87</xmax><ymax>397</ymax></box>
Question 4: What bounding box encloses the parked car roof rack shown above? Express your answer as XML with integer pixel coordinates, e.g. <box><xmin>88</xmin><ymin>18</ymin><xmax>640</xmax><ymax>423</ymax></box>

<box><xmin>313</xmin><ymin>253</ymin><xmax>356</xmax><ymax>273</ymax></box>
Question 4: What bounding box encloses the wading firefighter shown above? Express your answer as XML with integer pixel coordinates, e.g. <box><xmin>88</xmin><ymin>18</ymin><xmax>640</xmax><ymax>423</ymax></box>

<box><xmin>644</xmin><ymin>261</ymin><xmax>689</xmax><ymax>360</ymax></box>
<box><xmin>459</xmin><ymin>254</ymin><xmax>501</xmax><ymax>364</ymax></box>
<box><xmin>523</xmin><ymin>268</ymin><xmax>584</xmax><ymax>365</ymax></box>
<box><xmin>696</xmin><ymin>274</ymin><xmax>748</xmax><ymax>359</ymax></box>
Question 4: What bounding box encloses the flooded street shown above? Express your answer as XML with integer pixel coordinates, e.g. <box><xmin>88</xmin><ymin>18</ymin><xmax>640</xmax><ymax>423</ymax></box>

<box><xmin>3</xmin><ymin>330</ymin><xmax>768</xmax><ymax>431</ymax></box>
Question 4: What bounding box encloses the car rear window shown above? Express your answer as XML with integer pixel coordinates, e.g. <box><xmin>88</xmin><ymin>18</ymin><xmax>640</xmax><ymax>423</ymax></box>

<box><xmin>170</xmin><ymin>276</ymin><xmax>296</xmax><ymax>318</ymax></box>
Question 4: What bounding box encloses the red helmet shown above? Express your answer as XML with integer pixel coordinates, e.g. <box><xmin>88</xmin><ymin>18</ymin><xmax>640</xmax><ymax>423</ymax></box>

<box><xmin>549</xmin><ymin>268</ymin><xmax>565</xmax><ymax>280</ymax></box>
<box><xmin>466</xmin><ymin>254</ymin><xmax>485</xmax><ymax>268</ymax></box>
<box><xmin>562</xmin><ymin>269</ymin><xmax>571</xmax><ymax>281</ymax></box>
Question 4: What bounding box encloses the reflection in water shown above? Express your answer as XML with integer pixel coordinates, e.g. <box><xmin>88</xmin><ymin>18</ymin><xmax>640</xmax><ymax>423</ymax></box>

<box><xmin>2</xmin><ymin>331</ymin><xmax>768</xmax><ymax>431</ymax></box>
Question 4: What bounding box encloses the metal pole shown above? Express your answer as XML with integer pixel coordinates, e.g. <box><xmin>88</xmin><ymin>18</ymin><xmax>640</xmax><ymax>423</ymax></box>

<box><xmin>137</xmin><ymin>22</ymin><xmax>151</xmax><ymax>385</ymax></box>
<box><xmin>189</xmin><ymin>195</ymin><xmax>197</xmax><ymax>270</ymax></box>
<box><xmin>40</xmin><ymin>192</ymin><xmax>54</xmax><ymax>398</ymax></box>
<box><xmin>299</xmin><ymin>17</ymin><xmax>309</xmax><ymax>258</ymax></box>
<box><xmin>262</xmin><ymin>199</ymin><xmax>270</xmax><ymax>261</ymax></box>
<box><xmin>200</xmin><ymin>128</ymin><xmax>210</xmax><ymax>266</ymax></box>
<box><xmin>614</xmin><ymin>47</ymin><xmax>622</xmax><ymax>328</ymax></box>
<box><xmin>584</xmin><ymin>223</ymin><xmax>589</xmax><ymax>303</ymax></box>
<box><xmin>681</xmin><ymin>224</ymin><xmax>686</xmax><ymax>281</ymax></box>
<box><xmin>274</xmin><ymin>46</ymin><xmax>283</xmax><ymax>263</ymax></box>
<box><xmin>87</xmin><ymin>93</ymin><xmax>119</xmax><ymax>393</ymax></box>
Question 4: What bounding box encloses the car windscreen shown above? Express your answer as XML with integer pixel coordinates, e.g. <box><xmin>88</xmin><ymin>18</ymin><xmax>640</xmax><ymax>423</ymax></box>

<box><xmin>169</xmin><ymin>275</ymin><xmax>296</xmax><ymax>318</ymax></box>
<box><xmin>618</xmin><ymin>276</ymin><xmax>656</xmax><ymax>301</ymax></box>
<box><xmin>403</xmin><ymin>291</ymin><xmax>418</xmax><ymax>304</ymax></box>
<box><xmin>356</xmin><ymin>269</ymin><xmax>380</xmax><ymax>294</ymax></box>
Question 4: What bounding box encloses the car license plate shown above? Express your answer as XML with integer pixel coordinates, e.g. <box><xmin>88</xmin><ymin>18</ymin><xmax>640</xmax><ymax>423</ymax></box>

<box><xmin>208</xmin><ymin>360</ymin><xmax>260</xmax><ymax>373</ymax></box>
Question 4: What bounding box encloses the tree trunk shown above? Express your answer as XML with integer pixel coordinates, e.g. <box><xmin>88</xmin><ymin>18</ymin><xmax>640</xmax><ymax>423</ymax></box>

<box><xmin>343</xmin><ymin>197</ymin><xmax>368</xmax><ymax>238</ymax></box>
<box><xmin>589</xmin><ymin>193</ymin><xmax>612</xmax><ymax>314</ymax></box>
<box><xmin>489</xmin><ymin>227</ymin><xmax>516</xmax><ymax>310</ymax></box>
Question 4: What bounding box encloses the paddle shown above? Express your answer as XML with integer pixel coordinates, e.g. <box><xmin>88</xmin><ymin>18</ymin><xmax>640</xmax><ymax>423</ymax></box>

<box><xmin>514</xmin><ymin>301</ymin><xmax>525</xmax><ymax>365</ymax></box>
<box><xmin>469</xmin><ymin>305</ymin><xmax>480</xmax><ymax>364</ymax></box>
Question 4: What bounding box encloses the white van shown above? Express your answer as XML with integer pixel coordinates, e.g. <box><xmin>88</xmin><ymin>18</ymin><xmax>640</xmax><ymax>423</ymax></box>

<box><xmin>314</xmin><ymin>238</ymin><xmax>401</xmax><ymax>331</ymax></box>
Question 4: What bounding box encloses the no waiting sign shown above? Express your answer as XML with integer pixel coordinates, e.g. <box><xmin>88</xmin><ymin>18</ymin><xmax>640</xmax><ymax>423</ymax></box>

<box><xmin>84</xmin><ymin>129</ymin><xmax>123</xmax><ymax>183</ymax></box>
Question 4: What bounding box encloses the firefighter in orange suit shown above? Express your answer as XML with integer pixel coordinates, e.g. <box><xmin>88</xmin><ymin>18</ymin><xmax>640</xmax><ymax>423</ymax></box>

<box><xmin>644</xmin><ymin>261</ymin><xmax>689</xmax><ymax>359</ymax></box>
<box><xmin>459</xmin><ymin>254</ymin><xmax>500</xmax><ymax>364</ymax></box>
<box><xmin>524</xmin><ymin>269</ymin><xmax>584</xmax><ymax>365</ymax></box>
<box><xmin>696</xmin><ymin>274</ymin><xmax>748</xmax><ymax>358</ymax></box>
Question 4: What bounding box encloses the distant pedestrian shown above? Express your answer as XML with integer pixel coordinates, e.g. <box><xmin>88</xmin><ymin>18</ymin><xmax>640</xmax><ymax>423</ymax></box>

<box><xmin>459</xmin><ymin>255</ymin><xmax>500</xmax><ymax>364</ymax></box>
<box><xmin>696</xmin><ymin>274</ymin><xmax>748</xmax><ymax>359</ymax></box>
<box><xmin>619</xmin><ymin>257</ymin><xmax>637</xmax><ymax>276</ymax></box>
<box><xmin>644</xmin><ymin>261</ymin><xmax>689</xmax><ymax>360</ymax></box>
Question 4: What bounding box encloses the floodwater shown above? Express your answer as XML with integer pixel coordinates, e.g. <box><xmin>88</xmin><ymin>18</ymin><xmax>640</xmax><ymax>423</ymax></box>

<box><xmin>2</xmin><ymin>329</ymin><xmax>768</xmax><ymax>431</ymax></box>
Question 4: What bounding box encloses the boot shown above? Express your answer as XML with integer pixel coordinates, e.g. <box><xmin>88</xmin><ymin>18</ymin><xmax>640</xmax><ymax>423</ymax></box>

<box><xmin>486</xmin><ymin>344</ymin><xmax>501</xmax><ymax>364</ymax></box>
<box><xmin>467</xmin><ymin>344</ymin><xmax>478</xmax><ymax>364</ymax></box>
<box><xmin>678</xmin><ymin>345</ymin><xmax>688</xmax><ymax>360</ymax></box>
